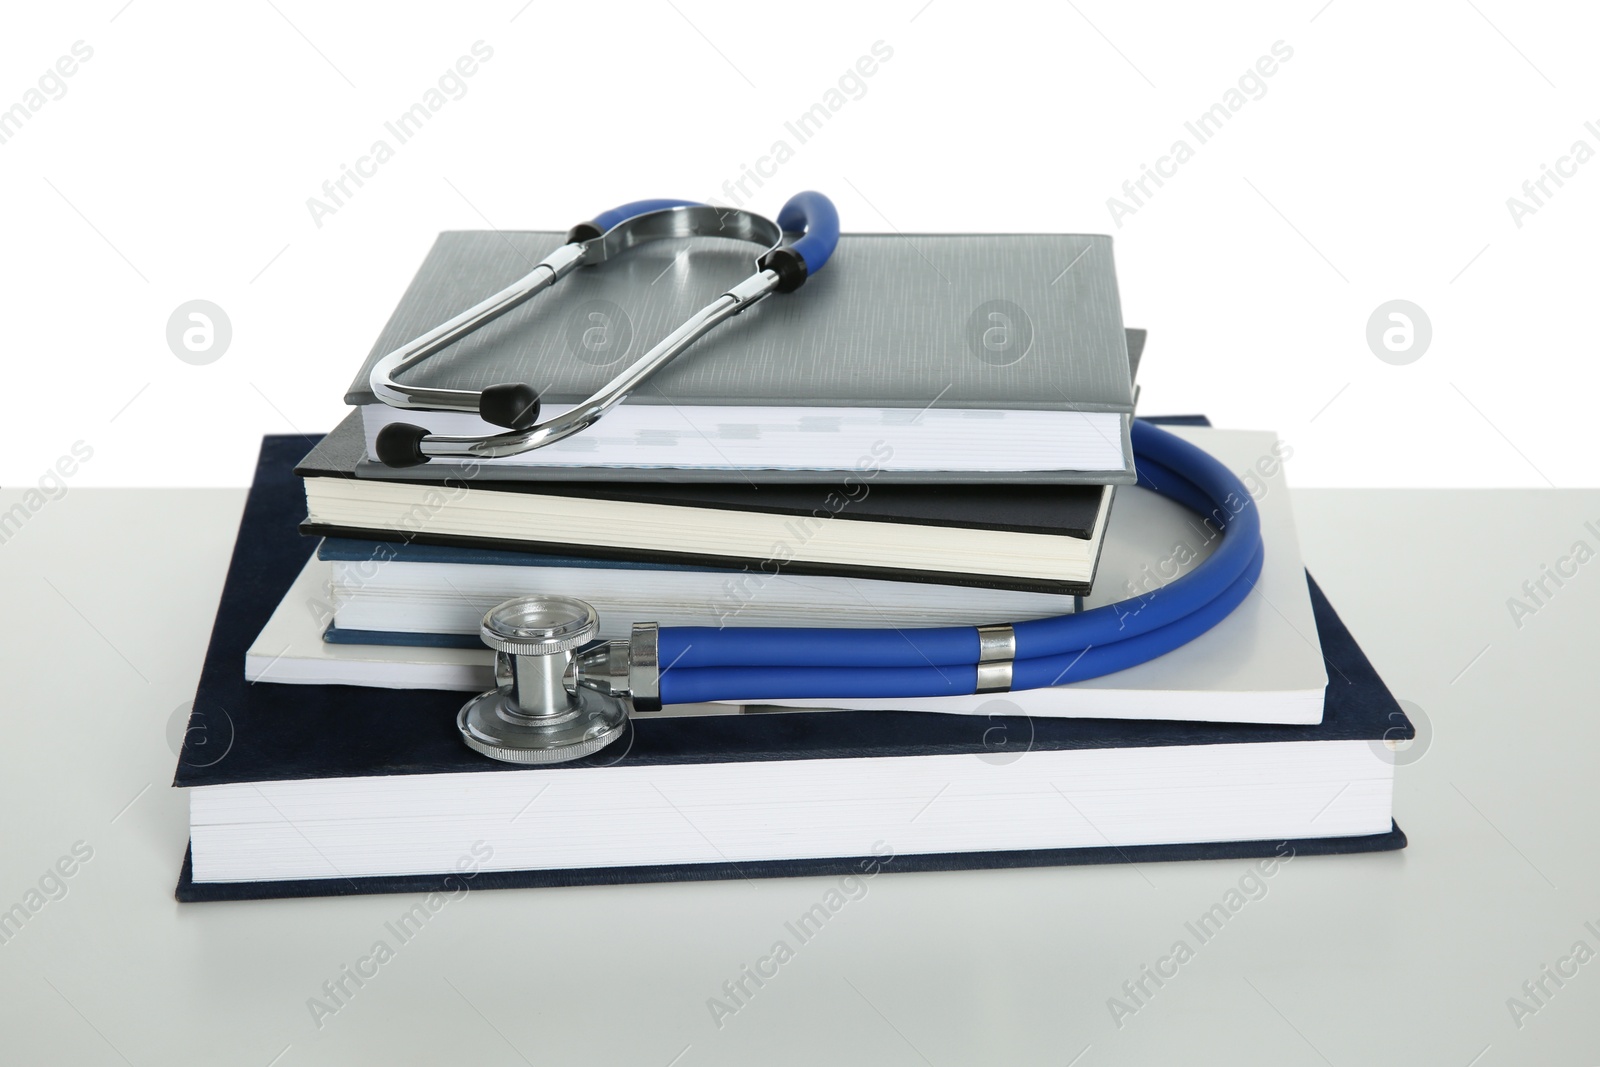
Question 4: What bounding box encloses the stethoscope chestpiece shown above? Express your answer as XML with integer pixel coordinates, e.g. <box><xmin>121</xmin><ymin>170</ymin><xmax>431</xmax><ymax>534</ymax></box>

<box><xmin>457</xmin><ymin>595</ymin><xmax>631</xmax><ymax>764</ymax></box>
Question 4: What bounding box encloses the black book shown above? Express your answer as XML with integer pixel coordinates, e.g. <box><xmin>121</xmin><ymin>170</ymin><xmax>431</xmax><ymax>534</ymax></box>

<box><xmin>299</xmin><ymin>411</ymin><xmax>1115</xmax><ymax>594</ymax></box>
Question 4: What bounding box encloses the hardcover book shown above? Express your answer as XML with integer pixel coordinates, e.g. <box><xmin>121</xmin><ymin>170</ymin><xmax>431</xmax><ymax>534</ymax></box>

<box><xmin>299</xmin><ymin>412</ymin><xmax>1116</xmax><ymax>594</ymax></box>
<box><xmin>343</xmin><ymin>231</ymin><xmax>1139</xmax><ymax>484</ymax></box>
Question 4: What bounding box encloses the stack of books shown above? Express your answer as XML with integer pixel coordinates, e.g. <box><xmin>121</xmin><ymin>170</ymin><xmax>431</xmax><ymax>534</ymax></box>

<box><xmin>173</xmin><ymin>229</ymin><xmax>1409</xmax><ymax>901</ymax></box>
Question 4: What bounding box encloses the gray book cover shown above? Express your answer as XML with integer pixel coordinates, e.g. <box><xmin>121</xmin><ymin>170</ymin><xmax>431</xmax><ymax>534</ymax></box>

<box><xmin>344</xmin><ymin>231</ymin><xmax>1135</xmax><ymax>413</ymax></box>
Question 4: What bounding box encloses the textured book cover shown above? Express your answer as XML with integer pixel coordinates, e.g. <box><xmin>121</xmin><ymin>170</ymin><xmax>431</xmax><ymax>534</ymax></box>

<box><xmin>344</xmin><ymin>232</ymin><xmax>1136</xmax><ymax>412</ymax></box>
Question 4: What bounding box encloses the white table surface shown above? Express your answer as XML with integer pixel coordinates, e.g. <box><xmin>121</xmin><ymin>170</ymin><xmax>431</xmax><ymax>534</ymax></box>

<box><xmin>1</xmin><ymin>485</ymin><xmax>1596</xmax><ymax>1065</ymax></box>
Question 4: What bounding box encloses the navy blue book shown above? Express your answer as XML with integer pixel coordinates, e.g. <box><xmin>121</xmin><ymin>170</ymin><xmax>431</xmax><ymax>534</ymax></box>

<box><xmin>174</xmin><ymin>429</ymin><xmax>1408</xmax><ymax>902</ymax></box>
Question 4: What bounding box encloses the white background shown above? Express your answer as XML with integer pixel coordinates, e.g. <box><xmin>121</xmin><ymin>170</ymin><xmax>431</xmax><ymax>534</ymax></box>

<box><xmin>2</xmin><ymin>0</ymin><xmax>1594</xmax><ymax>488</ymax></box>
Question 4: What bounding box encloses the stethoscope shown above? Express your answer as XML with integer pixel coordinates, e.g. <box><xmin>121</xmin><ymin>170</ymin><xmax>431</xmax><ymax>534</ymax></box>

<box><xmin>367</xmin><ymin>193</ymin><xmax>1264</xmax><ymax>764</ymax></box>
<box><xmin>368</xmin><ymin>192</ymin><xmax>839</xmax><ymax>467</ymax></box>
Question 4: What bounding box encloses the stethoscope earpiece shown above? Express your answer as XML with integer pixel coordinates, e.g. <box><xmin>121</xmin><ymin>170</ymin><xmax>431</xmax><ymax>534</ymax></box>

<box><xmin>372</xmin><ymin>422</ymin><xmax>430</xmax><ymax>468</ymax></box>
<box><xmin>478</xmin><ymin>382</ymin><xmax>542</xmax><ymax>430</ymax></box>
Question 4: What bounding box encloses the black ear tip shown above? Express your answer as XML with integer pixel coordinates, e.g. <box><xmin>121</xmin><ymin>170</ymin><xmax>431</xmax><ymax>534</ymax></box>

<box><xmin>758</xmin><ymin>246</ymin><xmax>808</xmax><ymax>293</ymax></box>
<box><xmin>375</xmin><ymin>422</ymin><xmax>431</xmax><ymax>467</ymax></box>
<box><xmin>479</xmin><ymin>383</ymin><xmax>541</xmax><ymax>430</ymax></box>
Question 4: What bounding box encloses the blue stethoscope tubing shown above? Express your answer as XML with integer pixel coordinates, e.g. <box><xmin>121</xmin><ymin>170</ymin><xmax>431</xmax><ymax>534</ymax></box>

<box><xmin>772</xmin><ymin>190</ymin><xmax>841</xmax><ymax>275</ymax></box>
<box><xmin>656</xmin><ymin>419</ymin><xmax>1264</xmax><ymax>703</ymax></box>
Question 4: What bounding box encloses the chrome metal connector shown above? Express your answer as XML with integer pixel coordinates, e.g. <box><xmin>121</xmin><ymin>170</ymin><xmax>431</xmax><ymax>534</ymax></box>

<box><xmin>974</xmin><ymin>623</ymin><xmax>1016</xmax><ymax>694</ymax></box>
